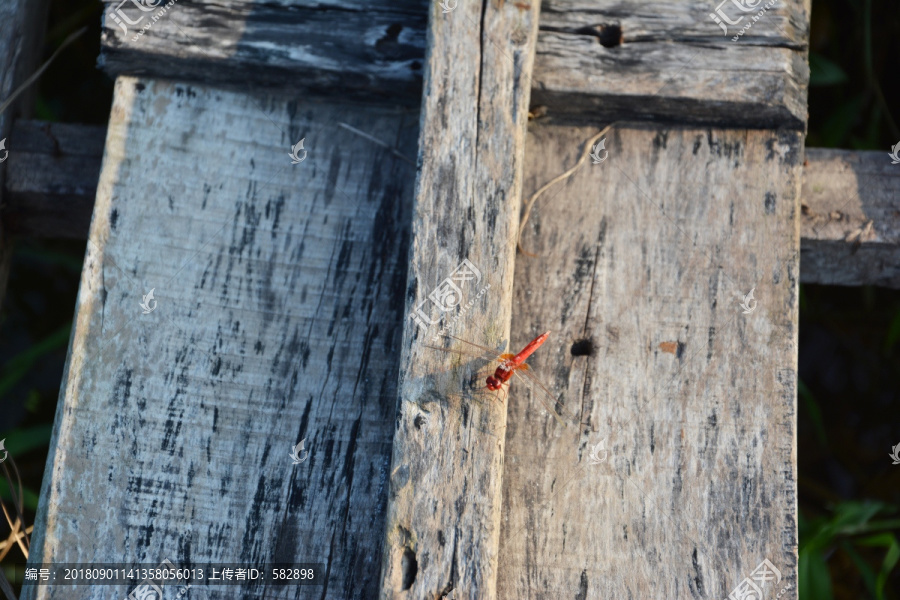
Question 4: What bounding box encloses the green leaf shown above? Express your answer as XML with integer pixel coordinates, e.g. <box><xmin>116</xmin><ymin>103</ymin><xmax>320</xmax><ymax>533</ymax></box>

<box><xmin>809</xmin><ymin>53</ymin><xmax>849</xmax><ymax>86</ymax></box>
<box><xmin>0</xmin><ymin>479</ymin><xmax>40</xmax><ymax>512</ymax></box>
<box><xmin>800</xmin><ymin>547</ymin><xmax>834</xmax><ymax>600</ymax></box>
<box><xmin>821</xmin><ymin>95</ymin><xmax>866</xmax><ymax>147</ymax></box>
<box><xmin>857</xmin><ymin>533</ymin><xmax>900</xmax><ymax>600</ymax></box>
<box><xmin>0</xmin><ymin>424</ymin><xmax>53</xmax><ymax>456</ymax></box>
<box><xmin>833</xmin><ymin>501</ymin><xmax>886</xmax><ymax>533</ymax></box>
<box><xmin>841</xmin><ymin>540</ymin><xmax>878</xmax><ymax>597</ymax></box>
<box><xmin>884</xmin><ymin>309</ymin><xmax>900</xmax><ymax>355</ymax></box>
<box><xmin>799</xmin><ymin>378</ymin><xmax>827</xmax><ymax>447</ymax></box>
<box><xmin>0</xmin><ymin>322</ymin><xmax>71</xmax><ymax>400</ymax></box>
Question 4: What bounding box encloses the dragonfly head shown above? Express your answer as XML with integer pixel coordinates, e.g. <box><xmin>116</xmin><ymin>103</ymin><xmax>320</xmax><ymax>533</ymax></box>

<box><xmin>485</xmin><ymin>376</ymin><xmax>502</xmax><ymax>391</ymax></box>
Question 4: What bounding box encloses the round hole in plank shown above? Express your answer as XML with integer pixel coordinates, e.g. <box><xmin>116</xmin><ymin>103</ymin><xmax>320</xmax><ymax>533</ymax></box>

<box><xmin>571</xmin><ymin>339</ymin><xmax>595</xmax><ymax>356</ymax></box>
<box><xmin>576</xmin><ymin>24</ymin><xmax>623</xmax><ymax>48</ymax></box>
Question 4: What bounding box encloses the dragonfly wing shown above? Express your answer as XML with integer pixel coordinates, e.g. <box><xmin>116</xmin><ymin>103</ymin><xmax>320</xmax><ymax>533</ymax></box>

<box><xmin>422</xmin><ymin>342</ymin><xmax>491</xmax><ymax>360</ymax></box>
<box><xmin>444</xmin><ymin>334</ymin><xmax>507</xmax><ymax>360</ymax></box>
<box><xmin>423</xmin><ymin>341</ymin><xmax>501</xmax><ymax>391</ymax></box>
<box><xmin>512</xmin><ymin>367</ymin><xmax>574</xmax><ymax>427</ymax></box>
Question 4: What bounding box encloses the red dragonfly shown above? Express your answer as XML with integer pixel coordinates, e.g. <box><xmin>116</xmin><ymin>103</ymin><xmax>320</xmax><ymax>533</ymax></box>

<box><xmin>427</xmin><ymin>330</ymin><xmax>572</xmax><ymax>427</ymax></box>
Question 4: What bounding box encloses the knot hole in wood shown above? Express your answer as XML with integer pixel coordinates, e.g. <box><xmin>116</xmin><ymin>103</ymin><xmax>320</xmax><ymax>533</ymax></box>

<box><xmin>575</xmin><ymin>24</ymin><xmax>623</xmax><ymax>48</ymax></box>
<box><xmin>570</xmin><ymin>338</ymin><xmax>595</xmax><ymax>356</ymax></box>
<box><xmin>401</xmin><ymin>547</ymin><xmax>418</xmax><ymax>590</ymax></box>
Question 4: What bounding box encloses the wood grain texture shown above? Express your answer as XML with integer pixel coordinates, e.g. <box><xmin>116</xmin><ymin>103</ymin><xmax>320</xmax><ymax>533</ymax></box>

<box><xmin>97</xmin><ymin>0</ymin><xmax>809</xmax><ymax>128</ymax></box>
<box><xmin>378</xmin><ymin>1</ymin><xmax>541</xmax><ymax>598</ymax></box>
<box><xmin>532</xmin><ymin>0</ymin><xmax>810</xmax><ymax>128</ymax></box>
<box><xmin>3</xmin><ymin>120</ymin><xmax>104</xmax><ymax>239</ymax></box>
<box><xmin>23</xmin><ymin>76</ymin><xmax>418</xmax><ymax>600</ymax></box>
<box><xmin>99</xmin><ymin>0</ymin><xmax>428</xmax><ymax>103</ymax></box>
<box><xmin>800</xmin><ymin>148</ymin><xmax>900</xmax><ymax>288</ymax></box>
<box><xmin>499</xmin><ymin>124</ymin><xmax>801</xmax><ymax>598</ymax></box>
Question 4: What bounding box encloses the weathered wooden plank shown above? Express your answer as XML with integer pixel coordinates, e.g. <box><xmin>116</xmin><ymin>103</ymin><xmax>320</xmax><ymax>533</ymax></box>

<box><xmin>0</xmin><ymin>0</ymin><xmax>51</xmax><ymax>305</ymax></box>
<box><xmin>97</xmin><ymin>0</ymin><xmax>809</xmax><ymax>128</ymax></box>
<box><xmin>378</xmin><ymin>1</ymin><xmax>541</xmax><ymax>598</ymax></box>
<box><xmin>10</xmin><ymin>130</ymin><xmax>900</xmax><ymax>291</ymax></box>
<box><xmin>3</xmin><ymin>120</ymin><xmax>103</xmax><ymax>239</ymax></box>
<box><xmin>800</xmin><ymin>148</ymin><xmax>900</xmax><ymax>288</ymax></box>
<box><xmin>99</xmin><ymin>0</ymin><xmax>427</xmax><ymax>103</ymax></box>
<box><xmin>499</xmin><ymin>123</ymin><xmax>801</xmax><ymax>598</ymax></box>
<box><xmin>23</xmin><ymin>76</ymin><xmax>418</xmax><ymax>600</ymax></box>
<box><xmin>533</xmin><ymin>0</ymin><xmax>809</xmax><ymax>128</ymax></box>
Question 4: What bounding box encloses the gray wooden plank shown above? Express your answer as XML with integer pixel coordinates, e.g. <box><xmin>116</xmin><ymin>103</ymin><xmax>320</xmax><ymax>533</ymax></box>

<box><xmin>499</xmin><ymin>123</ymin><xmax>801</xmax><ymax>598</ymax></box>
<box><xmin>0</xmin><ymin>0</ymin><xmax>51</xmax><ymax>305</ymax></box>
<box><xmin>23</xmin><ymin>76</ymin><xmax>418</xmax><ymax>600</ymax></box>
<box><xmin>97</xmin><ymin>0</ymin><xmax>809</xmax><ymax>128</ymax></box>
<box><xmin>532</xmin><ymin>0</ymin><xmax>809</xmax><ymax>128</ymax></box>
<box><xmin>377</xmin><ymin>1</ymin><xmax>541</xmax><ymax>598</ymax></box>
<box><xmin>800</xmin><ymin>147</ymin><xmax>900</xmax><ymax>288</ymax></box>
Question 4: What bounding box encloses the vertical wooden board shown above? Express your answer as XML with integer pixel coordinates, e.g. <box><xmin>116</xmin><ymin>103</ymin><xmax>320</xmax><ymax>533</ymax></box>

<box><xmin>379</xmin><ymin>1</ymin><xmax>540</xmax><ymax>598</ymax></box>
<box><xmin>24</xmin><ymin>76</ymin><xmax>418</xmax><ymax>600</ymax></box>
<box><xmin>0</xmin><ymin>0</ymin><xmax>51</xmax><ymax>304</ymax></box>
<box><xmin>498</xmin><ymin>124</ymin><xmax>800</xmax><ymax>598</ymax></box>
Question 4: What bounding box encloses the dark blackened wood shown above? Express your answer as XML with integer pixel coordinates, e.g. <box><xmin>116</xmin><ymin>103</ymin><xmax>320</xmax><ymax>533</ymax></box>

<box><xmin>99</xmin><ymin>1</ymin><xmax>428</xmax><ymax>103</ymax></box>
<box><xmin>0</xmin><ymin>0</ymin><xmax>51</xmax><ymax>305</ymax></box>
<box><xmin>3</xmin><ymin>120</ymin><xmax>104</xmax><ymax>239</ymax></box>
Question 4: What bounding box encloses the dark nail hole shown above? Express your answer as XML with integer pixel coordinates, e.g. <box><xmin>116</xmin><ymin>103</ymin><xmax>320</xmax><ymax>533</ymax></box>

<box><xmin>386</xmin><ymin>23</ymin><xmax>403</xmax><ymax>39</ymax></box>
<box><xmin>401</xmin><ymin>547</ymin><xmax>417</xmax><ymax>590</ymax></box>
<box><xmin>375</xmin><ymin>23</ymin><xmax>404</xmax><ymax>52</ymax></box>
<box><xmin>571</xmin><ymin>339</ymin><xmax>595</xmax><ymax>356</ymax></box>
<box><xmin>575</xmin><ymin>24</ymin><xmax>623</xmax><ymax>48</ymax></box>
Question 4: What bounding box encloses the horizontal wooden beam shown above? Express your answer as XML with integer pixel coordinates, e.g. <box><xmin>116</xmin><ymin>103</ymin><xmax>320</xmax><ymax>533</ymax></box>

<box><xmin>799</xmin><ymin>148</ymin><xmax>900</xmax><ymax>288</ymax></box>
<box><xmin>2</xmin><ymin>119</ymin><xmax>102</xmax><ymax>239</ymax></box>
<box><xmin>8</xmin><ymin>122</ymin><xmax>896</xmax><ymax>289</ymax></box>
<box><xmin>97</xmin><ymin>0</ymin><xmax>809</xmax><ymax>128</ymax></box>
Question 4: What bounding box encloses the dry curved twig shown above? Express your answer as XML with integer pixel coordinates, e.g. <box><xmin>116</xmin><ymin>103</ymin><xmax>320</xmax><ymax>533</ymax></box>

<box><xmin>517</xmin><ymin>125</ymin><xmax>614</xmax><ymax>256</ymax></box>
